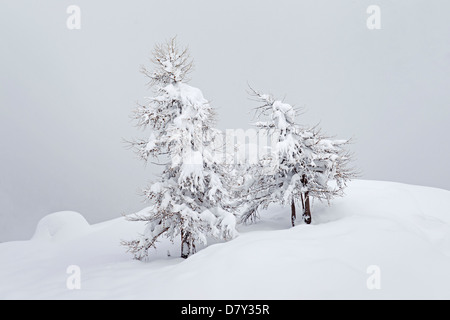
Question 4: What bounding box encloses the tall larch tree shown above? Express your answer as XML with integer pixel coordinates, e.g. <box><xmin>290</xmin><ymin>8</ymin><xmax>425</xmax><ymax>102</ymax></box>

<box><xmin>123</xmin><ymin>38</ymin><xmax>237</xmax><ymax>259</ymax></box>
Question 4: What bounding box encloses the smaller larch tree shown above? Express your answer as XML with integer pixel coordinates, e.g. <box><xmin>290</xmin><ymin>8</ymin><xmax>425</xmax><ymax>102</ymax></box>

<box><xmin>122</xmin><ymin>38</ymin><xmax>237</xmax><ymax>260</ymax></box>
<box><xmin>240</xmin><ymin>87</ymin><xmax>355</xmax><ymax>226</ymax></box>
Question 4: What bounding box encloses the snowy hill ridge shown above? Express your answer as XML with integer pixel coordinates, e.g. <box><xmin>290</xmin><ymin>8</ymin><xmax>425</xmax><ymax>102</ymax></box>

<box><xmin>1</xmin><ymin>180</ymin><xmax>450</xmax><ymax>299</ymax></box>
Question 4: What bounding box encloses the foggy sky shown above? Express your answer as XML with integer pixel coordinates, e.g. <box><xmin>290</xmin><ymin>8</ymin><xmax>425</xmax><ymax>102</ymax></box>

<box><xmin>1</xmin><ymin>0</ymin><xmax>449</xmax><ymax>242</ymax></box>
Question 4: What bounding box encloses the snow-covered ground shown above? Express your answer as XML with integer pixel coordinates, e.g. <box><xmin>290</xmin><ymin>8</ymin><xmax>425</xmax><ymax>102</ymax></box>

<box><xmin>1</xmin><ymin>180</ymin><xmax>449</xmax><ymax>300</ymax></box>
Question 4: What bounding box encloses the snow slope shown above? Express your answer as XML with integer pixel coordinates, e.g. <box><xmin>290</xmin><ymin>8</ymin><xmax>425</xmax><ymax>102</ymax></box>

<box><xmin>1</xmin><ymin>180</ymin><xmax>449</xmax><ymax>299</ymax></box>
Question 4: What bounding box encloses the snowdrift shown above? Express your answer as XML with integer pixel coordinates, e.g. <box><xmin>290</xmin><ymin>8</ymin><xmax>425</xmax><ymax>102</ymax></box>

<box><xmin>32</xmin><ymin>211</ymin><xmax>90</xmax><ymax>241</ymax></box>
<box><xmin>1</xmin><ymin>180</ymin><xmax>449</xmax><ymax>299</ymax></box>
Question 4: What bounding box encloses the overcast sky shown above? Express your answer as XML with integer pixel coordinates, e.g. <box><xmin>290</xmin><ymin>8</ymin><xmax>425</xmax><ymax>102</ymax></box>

<box><xmin>1</xmin><ymin>0</ymin><xmax>449</xmax><ymax>242</ymax></box>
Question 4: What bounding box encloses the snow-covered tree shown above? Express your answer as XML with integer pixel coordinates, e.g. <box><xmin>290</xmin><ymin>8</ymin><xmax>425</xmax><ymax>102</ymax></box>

<box><xmin>240</xmin><ymin>88</ymin><xmax>354</xmax><ymax>226</ymax></box>
<box><xmin>123</xmin><ymin>39</ymin><xmax>237</xmax><ymax>259</ymax></box>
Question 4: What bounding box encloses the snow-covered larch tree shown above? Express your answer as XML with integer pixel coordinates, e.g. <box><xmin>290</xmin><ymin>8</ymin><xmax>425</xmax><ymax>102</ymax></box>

<box><xmin>122</xmin><ymin>38</ymin><xmax>237</xmax><ymax>259</ymax></box>
<box><xmin>240</xmin><ymin>87</ymin><xmax>354</xmax><ymax>226</ymax></box>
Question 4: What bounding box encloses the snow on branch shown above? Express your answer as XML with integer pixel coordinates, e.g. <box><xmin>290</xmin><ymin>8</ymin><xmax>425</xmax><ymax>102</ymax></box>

<box><xmin>141</xmin><ymin>37</ymin><xmax>193</xmax><ymax>86</ymax></box>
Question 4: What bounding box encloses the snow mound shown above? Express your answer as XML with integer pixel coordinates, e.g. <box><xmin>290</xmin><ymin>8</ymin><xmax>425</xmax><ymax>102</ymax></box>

<box><xmin>32</xmin><ymin>211</ymin><xmax>90</xmax><ymax>241</ymax></box>
<box><xmin>1</xmin><ymin>180</ymin><xmax>450</xmax><ymax>299</ymax></box>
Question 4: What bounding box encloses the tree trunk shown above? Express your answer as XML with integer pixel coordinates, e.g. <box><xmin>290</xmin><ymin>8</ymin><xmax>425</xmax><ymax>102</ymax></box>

<box><xmin>300</xmin><ymin>174</ymin><xmax>312</xmax><ymax>224</ymax></box>
<box><xmin>181</xmin><ymin>229</ymin><xmax>190</xmax><ymax>259</ymax></box>
<box><xmin>302</xmin><ymin>191</ymin><xmax>312</xmax><ymax>224</ymax></box>
<box><xmin>291</xmin><ymin>199</ymin><xmax>296</xmax><ymax>227</ymax></box>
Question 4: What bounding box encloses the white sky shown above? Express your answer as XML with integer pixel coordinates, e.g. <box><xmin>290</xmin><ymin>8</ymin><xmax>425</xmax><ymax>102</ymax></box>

<box><xmin>1</xmin><ymin>0</ymin><xmax>449</xmax><ymax>241</ymax></box>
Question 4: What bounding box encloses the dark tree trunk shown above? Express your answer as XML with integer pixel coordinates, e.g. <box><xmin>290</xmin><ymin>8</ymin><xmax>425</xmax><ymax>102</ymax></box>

<box><xmin>302</xmin><ymin>191</ymin><xmax>312</xmax><ymax>224</ymax></box>
<box><xmin>291</xmin><ymin>199</ymin><xmax>296</xmax><ymax>227</ymax></box>
<box><xmin>181</xmin><ymin>229</ymin><xmax>190</xmax><ymax>259</ymax></box>
<box><xmin>300</xmin><ymin>174</ymin><xmax>312</xmax><ymax>224</ymax></box>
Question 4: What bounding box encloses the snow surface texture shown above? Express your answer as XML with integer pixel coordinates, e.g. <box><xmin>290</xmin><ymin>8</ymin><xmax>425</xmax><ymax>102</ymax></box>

<box><xmin>1</xmin><ymin>180</ymin><xmax>449</xmax><ymax>299</ymax></box>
